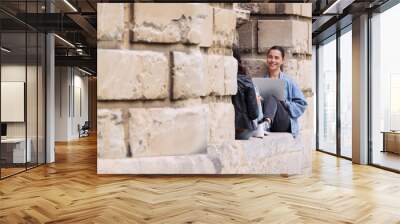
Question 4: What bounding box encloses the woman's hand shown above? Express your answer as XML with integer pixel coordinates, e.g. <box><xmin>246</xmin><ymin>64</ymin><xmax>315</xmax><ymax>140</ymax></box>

<box><xmin>256</xmin><ymin>95</ymin><xmax>263</xmax><ymax>103</ymax></box>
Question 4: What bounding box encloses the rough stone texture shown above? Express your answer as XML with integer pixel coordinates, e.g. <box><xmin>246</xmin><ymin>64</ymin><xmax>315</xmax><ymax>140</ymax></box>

<box><xmin>224</xmin><ymin>56</ymin><xmax>238</xmax><ymax>95</ymax></box>
<box><xmin>97</xmin><ymin>3</ymin><xmax>125</xmax><ymax>41</ymax></box>
<box><xmin>98</xmin><ymin>133</ymin><xmax>306</xmax><ymax>174</ymax></box>
<box><xmin>205</xmin><ymin>54</ymin><xmax>225</xmax><ymax>95</ymax></box>
<box><xmin>172</xmin><ymin>51</ymin><xmax>206</xmax><ymax>99</ymax></box>
<box><xmin>238</xmin><ymin>3</ymin><xmax>311</xmax><ymax>18</ymax></box>
<box><xmin>242</xmin><ymin>58</ymin><xmax>267</xmax><ymax>77</ymax></box>
<box><xmin>258</xmin><ymin>20</ymin><xmax>311</xmax><ymax>54</ymax></box>
<box><xmin>98</xmin><ymin>154</ymin><xmax>217</xmax><ymax>174</ymax></box>
<box><xmin>233</xmin><ymin>6</ymin><xmax>250</xmax><ymax>27</ymax></box>
<box><xmin>98</xmin><ymin>3</ymin><xmax>313</xmax><ymax>175</ymax></box>
<box><xmin>131</xmin><ymin>3</ymin><xmax>213</xmax><ymax>46</ymax></box>
<box><xmin>98</xmin><ymin>49</ymin><xmax>169</xmax><ymax>100</ymax></box>
<box><xmin>240</xmin><ymin>3</ymin><xmax>312</xmax><ymax>18</ymax></box>
<box><xmin>284</xmin><ymin>58</ymin><xmax>313</xmax><ymax>87</ymax></box>
<box><xmin>213</xmin><ymin>7</ymin><xmax>237</xmax><ymax>47</ymax></box>
<box><xmin>237</xmin><ymin>20</ymin><xmax>257</xmax><ymax>53</ymax></box>
<box><xmin>97</xmin><ymin>109</ymin><xmax>127</xmax><ymax>158</ymax></box>
<box><xmin>128</xmin><ymin>106</ymin><xmax>209</xmax><ymax>157</ymax></box>
<box><xmin>208</xmin><ymin>103</ymin><xmax>235</xmax><ymax>143</ymax></box>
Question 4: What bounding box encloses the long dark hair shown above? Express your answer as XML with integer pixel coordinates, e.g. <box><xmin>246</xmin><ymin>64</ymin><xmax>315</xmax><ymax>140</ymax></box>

<box><xmin>232</xmin><ymin>46</ymin><xmax>247</xmax><ymax>76</ymax></box>
<box><xmin>267</xmin><ymin>46</ymin><xmax>285</xmax><ymax>71</ymax></box>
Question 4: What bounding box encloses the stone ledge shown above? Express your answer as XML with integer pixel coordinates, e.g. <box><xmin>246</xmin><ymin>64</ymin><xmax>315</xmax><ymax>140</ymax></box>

<box><xmin>98</xmin><ymin>133</ymin><xmax>310</xmax><ymax>175</ymax></box>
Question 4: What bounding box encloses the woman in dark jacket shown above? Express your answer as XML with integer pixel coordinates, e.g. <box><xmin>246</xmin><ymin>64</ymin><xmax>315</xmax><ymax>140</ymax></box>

<box><xmin>231</xmin><ymin>48</ymin><xmax>259</xmax><ymax>140</ymax></box>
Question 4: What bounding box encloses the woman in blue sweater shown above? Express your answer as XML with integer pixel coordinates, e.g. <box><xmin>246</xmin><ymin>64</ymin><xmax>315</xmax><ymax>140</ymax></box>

<box><xmin>262</xmin><ymin>46</ymin><xmax>308</xmax><ymax>137</ymax></box>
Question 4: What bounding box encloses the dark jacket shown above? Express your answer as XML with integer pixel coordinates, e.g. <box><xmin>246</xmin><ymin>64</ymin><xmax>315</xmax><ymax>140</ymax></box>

<box><xmin>232</xmin><ymin>74</ymin><xmax>259</xmax><ymax>130</ymax></box>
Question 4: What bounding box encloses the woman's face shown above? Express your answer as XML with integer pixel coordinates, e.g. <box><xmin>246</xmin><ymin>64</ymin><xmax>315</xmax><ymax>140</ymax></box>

<box><xmin>267</xmin><ymin>49</ymin><xmax>284</xmax><ymax>71</ymax></box>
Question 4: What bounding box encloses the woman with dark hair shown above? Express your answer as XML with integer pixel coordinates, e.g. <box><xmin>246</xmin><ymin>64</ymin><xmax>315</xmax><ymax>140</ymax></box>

<box><xmin>262</xmin><ymin>46</ymin><xmax>307</xmax><ymax>137</ymax></box>
<box><xmin>231</xmin><ymin>47</ymin><xmax>260</xmax><ymax>140</ymax></box>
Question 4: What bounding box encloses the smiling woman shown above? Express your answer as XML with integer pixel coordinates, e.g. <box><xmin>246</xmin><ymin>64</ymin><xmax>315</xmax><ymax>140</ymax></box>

<box><xmin>259</xmin><ymin>46</ymin><xmax>308</xmax><ymax>138</ymax></box>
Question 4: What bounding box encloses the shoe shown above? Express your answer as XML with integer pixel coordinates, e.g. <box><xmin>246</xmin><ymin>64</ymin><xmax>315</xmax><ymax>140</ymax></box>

<box><xmin>253</xmin><ymin>122</ymin><xmax>265</xmax><ymax>138</ymax></box>
<box><xmin>264</xmin><ymin>119</ymin><xmax>271</xmax><ymax>132</ymax></box>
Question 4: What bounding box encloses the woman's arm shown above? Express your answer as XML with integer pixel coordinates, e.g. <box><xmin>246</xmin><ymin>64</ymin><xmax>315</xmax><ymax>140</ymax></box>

<box><xmin>285</xmin><ymin>81</ymin><xmax>307</xmax><ymax>119</ymax></box>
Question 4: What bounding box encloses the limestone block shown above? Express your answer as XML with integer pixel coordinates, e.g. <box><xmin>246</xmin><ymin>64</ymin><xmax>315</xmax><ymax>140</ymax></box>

<box><xmin>205</xmin><ymin>54</ymin><xmax>225</xmax><ymax>95</ymax></box>
<box><xmin>237</xmin><ymin>20</ymin><xmax>256</xmax><ymax>53</ymax></box>
<box><xmin>242</xmin><ymin>58</ymin><xmax>267</xmax><ymax>77</ymax></box>
<box><xmin>257</xmin><ymin>3</ymin><xmax>312</xmax><ymax>18</ymax></box>
<box><xmin>97</xmin><ymin>49</ymin><xmax>169</xmax><ymax>100</ymax></box>
<box><xmin>97</xmin><ymin>109</ymin><xmax>127</xmax><ymax>158</ymax></box>
<box><xmin>97</xmin><ymin>3</ymin><xmax>125</xmax><ymax>41</ymax></box>
<box><xmin>98</xmin><ymin>154</ymin><xmax>217</xmax><ymax>174</ymax></box>
<box><xmin>224</xmin><ymin>56</ymin><xmax>238</xmax><ymax>95</ymax></box>
<box><xmin>131</xmin><ymin>3</ymin><xmax>213</xmax><ymax>46</ymax></box>
<box><xmin>207</xmin><ymin>133</ymin><xmax>305</xmax><ymax>174</ymax></box>
<box><xmin>208</xmin><ymin>103</ymin><xmax>235</xmax><ymax>143</ymax></box>
<box><xmin>233</xmin><ymin>7</ymin><xmax>250</xmax><ymax>27</ymax></box>
<box><xmin>213</xmin><ymin>7</ymin><xmax>237</xmax><ymax>47</ymax></box>
<box><xmin>128</xmin><ymin>106</ymin><xmax>209</xmax><ymax>157</ymax></box>
<box><xmin>172</xmin><ymin>51</ymin><xmax>206</xmax><ymax>99</ymax></box>
<box><xmin>284</xmin><ymin>58</ymin><xmax>313</xmax><ymax>89</ymax></box>
<box><xmin>237</xmin><ymin>3</ymin><xmax>311</xmax><ymax>18</ymax></box>
<box><xmin>258</xmin><ymin>20</ymin><xmax>311</xmax><ymax>54</ymax></box>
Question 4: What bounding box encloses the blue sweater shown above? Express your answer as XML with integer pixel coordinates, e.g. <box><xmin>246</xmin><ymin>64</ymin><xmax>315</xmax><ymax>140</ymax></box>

<box><xmin>264</xmin><ymin>72</ymin><xmax>307</xmax><ymax>137</ymax></box>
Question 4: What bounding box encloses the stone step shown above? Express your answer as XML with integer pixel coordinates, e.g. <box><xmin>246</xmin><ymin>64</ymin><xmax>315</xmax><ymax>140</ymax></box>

<box><xmin>98</xmin><ymin>133</ymin><xmax>309</xmax><ymax>175</ymax></box>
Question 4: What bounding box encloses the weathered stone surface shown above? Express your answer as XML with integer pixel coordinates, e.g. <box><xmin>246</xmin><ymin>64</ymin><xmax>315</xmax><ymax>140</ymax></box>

<box><xmin>237</xmin><ymin>3</ymin><xmax>311</xmax><ymax>18</ymax></box>
<box><xmin>224</xmin><ymin>56</ymin><xmax>238</xmax><ymax>95</ymax></box>
<box><xmin>97</xmin><ymin>109</ymin><xmax>127</xmax><ymax>158</ymax></box>
<box><xmin>99</xmin><ymin>131</ymin><xmax>308</xmax><ymax>174</ymax></box>
<box><xmin>97</xmin><ymin>3</ymin><xmax>125</xmax><ymax>41</ymax></box>
<box><xmin>242</xmin><ymin>58</ymin><xmax>267</xmax><ymax>77</ymax></box>
<box><xmin>258</xmin><ymin>20</ymin><xmax>311</xmax><ymax>54</ymax></box>
<box><xmin>98</xmin><ymin>154</ymin><xmax>217</xmax><ymax>174</ymax></box>
<box><xmin>205</xmin><ymin>54</ymin><xmax>225</xmax><ymax>95</ymax></box>
<box><xmin>132</xmin><ymin>3</ymin><xmax>213</xmax><ymax>46</ymax></box>
<box><xmin>172</xmin><ymin>51</ymin><xmax>206</xmax><ymax>99</ymax></box>
<box><xmin>207</xmin><ymin>133</ymin><xmax>304</xmax><ymax>174</ymax></box>
<box><xmin>213</xmin><ymin>7</ymin><xmax>237</xmax><ymax>47</ymax></box>
<box><xmin>128</xmin><ymin>106</ymin><xmax>209</xmax><ymax>157</ymax></box>
<box><xmin>233</xmin><ymin>6</ymin><xmax>250</xmax><ymax>27</ymax></box>
<box><xmin>237</xmin><ymin>20</ymin><xmax>256</xmax><ymax>53</ymax></box>
<box><xmin>98</xmin><ymin>49</ymin><xmax>169</xmax><ymax>100</ymax></box>
<box><xmin>285</xmin><ymin>58</ymin><xmax>312</xmax><ymax>84</ymax></box>
<box><xmin>208</xmin><ymin>103</ymin><xmax>235</xmax><ymax>143</ymax></box>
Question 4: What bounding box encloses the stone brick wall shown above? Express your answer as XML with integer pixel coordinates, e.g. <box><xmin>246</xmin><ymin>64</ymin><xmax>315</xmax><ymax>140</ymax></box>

<box><xmin>97</xmin><ymin>3</ymin><xmax>237</xmax><ymax>165</ymax></box>
<box><xmin>236</xmin><ymin>3</ymin><xmax>314</xmax><ymax>169</ymax></box>
<box><xmin>97</xmin><ymin>3</ymin><xmax>313</xmax><ymax>174</ymax></box>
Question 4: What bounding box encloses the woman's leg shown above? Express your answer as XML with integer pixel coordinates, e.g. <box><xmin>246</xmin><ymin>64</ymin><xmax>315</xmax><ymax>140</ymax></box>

<box><xmin>262</xmin><ymin>95</ymin><xmax>290</xmax><ymax>132</ymax></box>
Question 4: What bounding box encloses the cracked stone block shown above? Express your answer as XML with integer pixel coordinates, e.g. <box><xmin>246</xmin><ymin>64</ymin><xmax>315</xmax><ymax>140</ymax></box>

<box><xmin>97</xmin><ymin>3</ymin><xmax>125</xmax><ymax>41</ymax></box>
<box><xmin>97</xmin><ymin>109</ymin><xmax>127</xmax><ymax>159</ymax></box>
<box><xmin>128</xmin><ymin>105</ymin><xmax>209</xmax><ymax>157</ymax></box>
<box><xmin>224</xmin><ymin>56</ymin><xmax>238</xmax><ymax>95</ymax></box>
<box><xmin>258</xmin><ymin>20</ymin><xmax>311</xmax><ymax>54</ymax></box>
<box><xmin>172</xmin><ymin>51</ymin><xmax>206</xmax><ymax>99</ymax></box>
<box><xmin>213</xmin><ymin>7</ymin><xmax>237</xmax><ymax>47</ymax></box>
<box><xmin>131</xmin><ymin>3</ymin><xmax>213</xmax><ymax>46</ymax></box>
<box><xmin>97</xmin><ymin>49</ymin><xmax>169</xmax><ymax>100</ymax></box>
